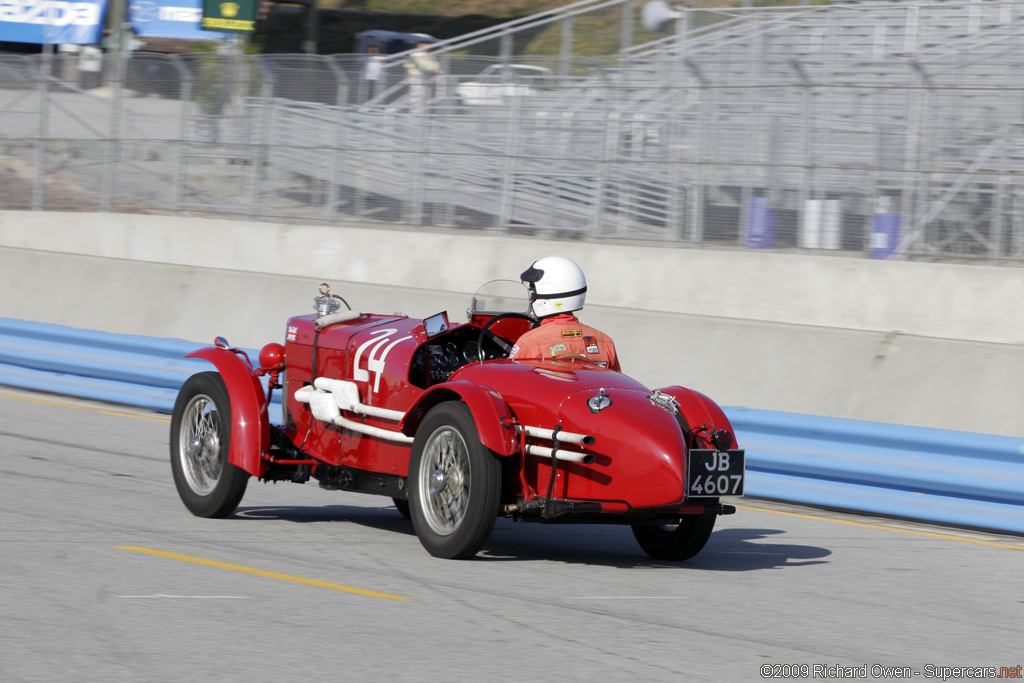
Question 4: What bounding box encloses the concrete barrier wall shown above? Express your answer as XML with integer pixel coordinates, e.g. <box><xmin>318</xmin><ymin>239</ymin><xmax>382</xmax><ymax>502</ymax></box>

<box><xmin>4</xmin><ymin>211</ymin><xmax>1024</xmax><ymax>343</ymax></box>
<box><xmin>3</xmin><ymin>211</ymin><xmax>1024</xmax><ymax>437</ymax></box>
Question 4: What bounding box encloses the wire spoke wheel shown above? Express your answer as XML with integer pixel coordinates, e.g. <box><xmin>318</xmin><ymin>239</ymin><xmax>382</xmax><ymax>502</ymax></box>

<box><xmin>179</xmin><ymin>394</ymin><xmax>224</xmax><ymax>495</ymax></box>
<box><xmin>170</xmin><ymin>372</ymin><xmax>249</xmax><ymax>518</ymax></box>
<box><xmin>419</xmin><ymin>426</ymin><xmax>471</xmax><ymax>535</ymax></box>
<box><xmin>409</xmin><ymin>402</ymin><xmax>501</xmax><ymax>559</ymax></box>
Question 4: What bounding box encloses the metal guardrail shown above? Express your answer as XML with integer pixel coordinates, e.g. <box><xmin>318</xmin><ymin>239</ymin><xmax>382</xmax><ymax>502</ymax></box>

<box><xmin>0</xmin><ymin>318</ymin><xmax>280</xmax><ymax>416</ymax></box>
<box><xmin>1</xmin><ymin>317</ymin><xmax>1021</xmax><ymax>535</ymax></box>
<box><xmin>733</xmin><ymin>407</ymin><xmax>1024</xmax><ymax>535</ymax></box>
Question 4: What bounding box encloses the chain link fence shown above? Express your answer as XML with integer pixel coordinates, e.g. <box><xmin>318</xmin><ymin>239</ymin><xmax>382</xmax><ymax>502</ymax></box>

<box><xmin>4</xmin><ymin>1</ymin><xmax>1024</xmax><ymax>262</ymax></box>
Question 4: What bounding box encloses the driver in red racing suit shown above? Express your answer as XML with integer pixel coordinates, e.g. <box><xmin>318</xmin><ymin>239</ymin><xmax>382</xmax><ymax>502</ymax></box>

<box><xmin>509</xmin><ymin>256</ymin><xmax>621</xmax><ymax>372</ymax></box>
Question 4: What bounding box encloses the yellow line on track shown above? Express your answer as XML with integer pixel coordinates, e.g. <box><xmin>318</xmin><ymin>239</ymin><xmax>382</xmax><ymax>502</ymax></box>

<box><xmin>117</xmin><ymin>547</ymin><xmax>412</xmax><ymax>601</ymax></box>
<box><xmin>0</xmin><ymin>390</ymin><xmax>170</xmax><ymax>423</ymax></box>
<box><xmin>734</xmin><ymin>504</ymin><xmax>1024</xmax><ymax>551</ymax></box>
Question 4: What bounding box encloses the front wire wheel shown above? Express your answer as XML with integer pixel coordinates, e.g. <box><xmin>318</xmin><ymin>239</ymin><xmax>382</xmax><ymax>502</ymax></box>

<box><xmin>631</xmin><ymin>514</ymin><xmax>717</xmax><ymax>561</ymax></box>
<box><xmin>170</xmin><ymin>372</ymin><xmax>249</xmax><ymax>518</ymax></box>
<box><xmin>409</xmin><ymin>402</ymin><xmax>501</xmax><ymax>559</ymax></box>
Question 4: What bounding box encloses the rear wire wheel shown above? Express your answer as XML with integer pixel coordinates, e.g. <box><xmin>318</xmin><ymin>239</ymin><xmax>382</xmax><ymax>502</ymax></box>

<box><xmin>409</xmin><ymin>402</ymin><xmax>501</xmax><ymax>559</ymax></box>
<box><xmin>170</xmin><ymin>372</ymin><xmax>249</xmax><ymax>518</ymax></box>
<box><xmin>631</xmin><ymin>514</ymin><xmax>716</xmax><ymax>561</ymax></box>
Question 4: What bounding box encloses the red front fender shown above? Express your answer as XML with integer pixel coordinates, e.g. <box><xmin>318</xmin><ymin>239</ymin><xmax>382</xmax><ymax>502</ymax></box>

<box><xmin>400</xmin><ymin>381</ymin><xmax>517</xmax><ymax>456</ymax></box>
<box><xmin>187</xmin><ymin>347</ymin><xmax>270</xmax><ymax>478</ymax></box>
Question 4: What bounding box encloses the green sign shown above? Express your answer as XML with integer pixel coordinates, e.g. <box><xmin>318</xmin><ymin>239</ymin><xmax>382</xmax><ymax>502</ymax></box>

<box><xmin>202</xmin><ymin>0</ymin><xmax>258</xmax><ymax>34</ymax></box>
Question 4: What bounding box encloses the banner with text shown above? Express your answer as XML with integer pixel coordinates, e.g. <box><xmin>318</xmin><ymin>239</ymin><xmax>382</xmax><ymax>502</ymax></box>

<box><xmin>0</xmin><ymin>0</ymin><xmax>109</xmax><ymax>44</ymax></box>
<box><xmin>200</xmin><ymin>0</ymin><xmax>254</xmax><ymax>34</ymax></box>
<box><xmin>128</xmin><ymin>0</ymin><xmax>227</xmax><ymax>40</ymax></box>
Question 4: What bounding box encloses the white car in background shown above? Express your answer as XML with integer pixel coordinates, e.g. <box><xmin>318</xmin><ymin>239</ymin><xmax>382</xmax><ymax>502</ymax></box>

<box><xmin>454</xmin><ymin>64</ymin><xmax>555</xmax><ymax>106</ymax></box>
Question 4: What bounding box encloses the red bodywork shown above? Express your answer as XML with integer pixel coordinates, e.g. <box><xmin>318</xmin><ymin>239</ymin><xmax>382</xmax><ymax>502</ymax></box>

<box><xmin>193</xmin><ymin>306</ymin><xmax>740</xmax><ymax>520</ymax></box>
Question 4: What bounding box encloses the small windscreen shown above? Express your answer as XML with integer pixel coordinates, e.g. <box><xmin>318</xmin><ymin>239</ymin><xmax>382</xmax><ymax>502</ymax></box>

<box><xmin>470</xmin><ymin>280</ymin><xmax>530</xmax><ymax>316</ymax></box>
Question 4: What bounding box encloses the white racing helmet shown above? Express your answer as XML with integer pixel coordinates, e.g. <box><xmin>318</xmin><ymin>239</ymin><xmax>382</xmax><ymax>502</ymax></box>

<box><xmin>521</xmin><ymin>256</ymin><xmax>588</xmax><ymax>318</ymax></box>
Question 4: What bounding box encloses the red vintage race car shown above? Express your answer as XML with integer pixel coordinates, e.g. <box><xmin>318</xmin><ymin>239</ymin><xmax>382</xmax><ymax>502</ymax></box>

<box><xmin>170</xmin><ymin>281</ymin><xmax>744</xmax><ymax>560</ymax></box>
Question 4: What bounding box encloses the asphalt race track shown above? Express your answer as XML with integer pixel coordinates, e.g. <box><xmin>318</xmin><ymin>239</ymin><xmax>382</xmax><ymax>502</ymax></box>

<box><xmin>2</xmin><ymin>390</ymin><xmax>1022</xmax><ymax>683</ymax></box>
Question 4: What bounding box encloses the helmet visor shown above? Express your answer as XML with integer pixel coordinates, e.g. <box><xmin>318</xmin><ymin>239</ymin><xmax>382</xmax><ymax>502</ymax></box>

<box><xmin>520</xmin><ymin>264</ymin><xmax>545</xmax><ymax>283</ymax></box>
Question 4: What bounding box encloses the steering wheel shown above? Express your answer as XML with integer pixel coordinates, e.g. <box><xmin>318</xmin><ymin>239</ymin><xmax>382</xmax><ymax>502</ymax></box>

<box><xmin>476</xmin><ymin>312</ymin><xmax>538</xmax><ymax>363</ymax></box>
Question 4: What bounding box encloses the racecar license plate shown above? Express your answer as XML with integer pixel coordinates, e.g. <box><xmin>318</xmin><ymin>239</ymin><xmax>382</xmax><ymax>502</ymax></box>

<box><xmin>686</xmin><ymin>449</ymin><xmax>745</xmax><ymax>498</ymax></box>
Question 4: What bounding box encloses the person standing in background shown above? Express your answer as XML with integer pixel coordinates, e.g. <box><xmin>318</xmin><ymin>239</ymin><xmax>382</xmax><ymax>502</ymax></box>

<box><xmin>404</xmin><ymin>41</ymin><xmax>440</xmax><ymax>112</ymax></box>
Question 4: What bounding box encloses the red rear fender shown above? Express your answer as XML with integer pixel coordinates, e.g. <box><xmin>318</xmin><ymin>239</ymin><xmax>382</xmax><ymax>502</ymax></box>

<box><xmin>401</xmin><ymin>381</ymin><xmax>517</xmax><ymax>456</ymax></box>
<box><xmin>187</xmin><ymin>347</ymin><xmax>270</xmax><ymax>477</ymax></box>
<box><xmin>656</xmin><ymin>385</ymin><xmax>736</xmax><ymax>449</ymax></box>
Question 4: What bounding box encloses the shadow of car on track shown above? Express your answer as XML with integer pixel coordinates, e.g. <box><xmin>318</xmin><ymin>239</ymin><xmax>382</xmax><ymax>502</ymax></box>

<box><xmin>233</xmin><ymin>503</ymin><xmax>417</xmax><ymax>536</ymax></box>
<box><xmin>479</xmin><ymin>524</ymin><xmax>831</xmax><ymax>571</ymax></box>
<box><xmin>232</xmin><ymin>504</ymin><xmax>830</xmax><ymax>570</ymax></box>
<box><xmin>674</xmin><ymin>528</ymin><xmax>832</xmax><ymax>571</ymax></box>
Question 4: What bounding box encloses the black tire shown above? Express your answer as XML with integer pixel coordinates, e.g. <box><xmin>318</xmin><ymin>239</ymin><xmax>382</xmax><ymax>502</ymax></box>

<box><xmin>631</xmin><ymin>515</ymin><xmax>716</xmax><ymax>561</ymax></box>
<box><xmin>408</xmin><ymin>402</ymin><xmax>502</xmax><ymax>559</ymax></box>
<box><xmin>393</xmin><ymin>497</ymin><xmax>411</xmax><ymax>520</ymax></box>
<box><xmin>170</xmin><ymin>371</ymin><xmax>249</xmax><ymax>518</ymax></box>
